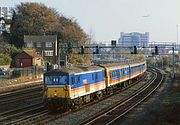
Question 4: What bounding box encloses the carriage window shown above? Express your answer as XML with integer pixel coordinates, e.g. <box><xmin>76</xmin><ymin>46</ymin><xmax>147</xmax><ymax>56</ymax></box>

<box><xmin>78</xmin><ymin>76</ymin><xmax>80</xmax><ymax>84</ymax></box>
<box><xmin>71</xmin><ymin>77</ymin><xmax>75</xmax><ymax>85</ymax></box>
<box><xmin>125</xmin><ymin>68</ymin><xmax>127</xmax><ymax>74</ymax></box>
<box><xmin>116</xmin><ymin>70</ymin><xmax>118</xmax><ymax>76</ymax></box>
<box><xmin>111</xmin><ymin>71</ymin><xmax>114</xmax><ymax>77</ymax></box>
<box><xmin>92</xmin><ymin>73</ymin><xmax>94</xmax><ymax>80</ymax></box>
<box><xmin>95</xmin><ymin>73</ymin><xmax>98</xmax><ymax>80</ymax></box>
<box><xmin>118</xmin><ymin>70</ymin><xmax>120</xmax><ymax>76</ymax></box>
<box><xmin>122</xmin><ymin>69</ymin><xmax>125</xmax><ymax>74</ymax></box>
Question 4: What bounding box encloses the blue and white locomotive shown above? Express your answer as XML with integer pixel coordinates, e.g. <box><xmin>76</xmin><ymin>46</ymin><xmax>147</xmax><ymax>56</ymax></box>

<box><xmin>43</xmin><ymin>60</ymin><xmax>147</xmax><ymax>109</ymax></box>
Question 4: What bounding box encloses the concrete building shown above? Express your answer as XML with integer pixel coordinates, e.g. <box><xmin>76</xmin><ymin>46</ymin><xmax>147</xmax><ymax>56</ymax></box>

<box><xmin>0</xmin><ymin>7</ymin><xmax>12</xmax><ymax>34</ymax></box>
<box><xmin>118</xmin><ymin>32</ymin><xmax>149</xmax><ymax>47</ymax></box>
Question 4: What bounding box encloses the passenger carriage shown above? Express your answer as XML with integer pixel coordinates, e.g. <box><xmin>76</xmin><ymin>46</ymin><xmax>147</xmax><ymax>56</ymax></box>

<box><xmin>100</xmin><ymin>63</ymin><xmax>130</xmax><ymax>87</ymax></box>
<box><xmin>130</xmin><ymin>61</ymin><xmax>146</xmax><ymax>79</ymax></box>
<box><xmin>100</xmin><ymin>61</ymin><xmax>147</xmax><ymax>88</ymax></box>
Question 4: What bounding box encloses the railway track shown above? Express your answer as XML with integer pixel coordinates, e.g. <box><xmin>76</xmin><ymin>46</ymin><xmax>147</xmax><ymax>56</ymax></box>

<box><xmin>0</xmin><ymin>84</ymin><xmax>44</xmax><ymax>124</ymax></box>
<box><xmin>83</xmin><ymin>68</ymin><xmax>164</xmax><ymax>125</ymax></box>
<box><xmin>0</xmin><ymin>69</ymin><xmax>159</xmax><ymax>125</ymax></box>
<box><xmin>0</xmin><ymin>90</ymin><xmax>43</xmax><ymax>114</ymax></box>
<box><xmin>0</xmin><ymin>71</ymin><xmax>150</xmax><ymax>125</ymax></box>
<box><xmin>0</xmin><ymin>102</ymin><xmax>44</xmax><ymax>122</ymax></box>
<box><xmin>0</xmin><ymin>85</ymin><xmax>42</xmax><ymax>104</ymax></box>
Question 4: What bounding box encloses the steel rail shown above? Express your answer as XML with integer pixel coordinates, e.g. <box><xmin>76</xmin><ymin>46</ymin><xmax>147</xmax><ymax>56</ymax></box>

<box><xmin>0</xmin><ymin>85</ymin><xmax>42</xmax><ymax>97</ymax></box>
<box><xmin>5</xmin><ymin>110</ymin><xmax>48</xmax><ymax>125</ymax></box>
<box><xmin>106</xmin><ymin>69</ymin><xmax>163</xmax><ymax>125</ymax></box>
<box><xmin>0</xmin><ymin>102</ymin><xmax>44</xmax><ymax>122</ymax></box>
<box><xmin>83</xmin><ymin>68</ymin><xmax>161</xmax><ymax>125</ymax></box>
<box><xmin>0</xmin><ymin>93</ymin><xmax>42</xmax><ymax>105</ymax></box>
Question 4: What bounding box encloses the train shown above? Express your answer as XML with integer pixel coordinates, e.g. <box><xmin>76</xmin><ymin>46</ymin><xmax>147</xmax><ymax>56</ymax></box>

<box><xmin>43</xmin><ymin>60</ymin><xmax>147</xmax><ymax>109</ymax></box>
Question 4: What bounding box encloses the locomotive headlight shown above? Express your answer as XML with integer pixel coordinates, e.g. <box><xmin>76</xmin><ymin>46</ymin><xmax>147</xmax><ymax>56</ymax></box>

<box><xmin>54</xmin><ymin>93</ymin><xmax>57</xmax><ymax>96</ymax></box>
<box><xmin>54</xmin><ymin>90</ymin><xmax>57</xmax><ymax>97</ymax></box>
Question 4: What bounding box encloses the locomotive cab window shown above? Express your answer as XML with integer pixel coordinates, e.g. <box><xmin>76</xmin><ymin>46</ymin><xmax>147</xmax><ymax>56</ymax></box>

<box><xmin>59</xmin><ymin>75</ymin><xmax>68</xmax><ymax>85</ymax></box>
<box><xmin>44</xmin><ymin>76</ymin><xmax>52</xmax><ymax>84</ymax></box>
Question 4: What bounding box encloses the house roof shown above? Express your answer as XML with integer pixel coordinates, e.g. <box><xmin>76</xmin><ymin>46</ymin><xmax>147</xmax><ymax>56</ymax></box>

<box><xmin>24</xmin><ymin>35</ymin><xmax>57</xmax><ymax>43</ymax></box>
<box><xmin>15</xmin><ymin>49</ymin><xmax>41</xmax><ymax>59</ymax></box>
<box><xmin>24</xmin><ymin>50</ymin><xmax>41</xmax><ymax>58</ymax></box>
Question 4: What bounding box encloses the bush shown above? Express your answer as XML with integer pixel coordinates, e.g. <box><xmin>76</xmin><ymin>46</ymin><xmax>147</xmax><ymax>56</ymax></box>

<box><xmin>10</xmin><ymin>45</ymin><xmax>23</xmax><ymax>57</ymax></box>
<box><xmin>0</xmin><ymin>54</ymin><xmax>12</xmax><ymax>65</ymax></box>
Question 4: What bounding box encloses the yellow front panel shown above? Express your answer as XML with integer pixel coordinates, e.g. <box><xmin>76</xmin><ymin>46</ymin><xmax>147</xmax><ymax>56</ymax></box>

<box><xmin>106</xmin><ymin>70</ymin><xmax>110</xmax><ymax>86</ymax></box>
<box><xmin>46</xmin><ymin>85</ymin><xmax>71</xmax><ymax>98</ymax></box>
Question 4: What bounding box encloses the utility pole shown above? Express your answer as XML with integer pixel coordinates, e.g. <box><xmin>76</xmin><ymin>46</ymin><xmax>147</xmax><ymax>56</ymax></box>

<box><xmin>172</xmin><ymin>47</ymin><xmax>175</xmax><ymax>78</ymax></box>
<box><xmin>58</xmin><ymin>43</ymin><xmax>61</xmax><ymax>69</ymax></box>
<box><xmin>176</xmin><ymin>25</ymin><xmax>179</xmax><ymax>50</ymax></box>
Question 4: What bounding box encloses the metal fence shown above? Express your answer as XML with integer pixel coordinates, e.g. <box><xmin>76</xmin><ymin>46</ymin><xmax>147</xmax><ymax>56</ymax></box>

<box><xmin>0</xmin><ymin>66</ymin><xmax>46</xmax><ymax>81</ymax></box>
<box><xmin>12</xmin><ymin>66</ymin><xmax>45</xmax><ymax>78</ymax></box>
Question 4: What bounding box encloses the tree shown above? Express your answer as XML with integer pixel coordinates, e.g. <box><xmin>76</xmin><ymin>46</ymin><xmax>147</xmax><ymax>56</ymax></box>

<box><xmin>0</xmin><ymin>54</ymin><xmax>12</xmax><ymax>65</ymax></box>
<box><xmin>10</xmin><ymin>2</ymin><xmax>58</xmax><ymax>47</ymax></box>
<box><xmin>10</xmin><ymin>2</ymin><xmax>89</xmax><ymax>65</ymax></box>
<box><xmin>55</xmin><ymin>16</ymin><xmax>89</xmax><ymax>65</ymax></box>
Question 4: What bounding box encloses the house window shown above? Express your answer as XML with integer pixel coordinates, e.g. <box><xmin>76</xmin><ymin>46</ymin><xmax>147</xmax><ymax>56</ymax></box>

<box><xmin>45</xmin><ymin>42</ymin><xmax>52</xmax><ymax>48</ymax></box>
<box><xmin>27</xmin><ymin>42</ymin><xmax>33</xmax><ymax>48</ymax></box>
<box><xmin>36</xmin><ymin>42</ymin><xmax>41</xmax><ymax>47</ymax></box>
<box><xmin>44</xmin><ymin>50</ymin><xmax>54</xmax><ymax>56</ymax></box>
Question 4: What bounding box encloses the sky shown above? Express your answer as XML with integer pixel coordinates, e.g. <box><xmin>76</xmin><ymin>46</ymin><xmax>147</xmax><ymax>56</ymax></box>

<box><xmin>1</xmin><ymin>0</ymin><xmax>180</xmax><ymax>43</ymax></box>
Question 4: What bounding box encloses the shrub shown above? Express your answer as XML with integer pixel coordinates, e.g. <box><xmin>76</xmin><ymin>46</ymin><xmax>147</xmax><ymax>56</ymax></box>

<box><xmin>0</xmin><ymin>54</ymin><xmax>12</xmax><ymax>65</ymax></box>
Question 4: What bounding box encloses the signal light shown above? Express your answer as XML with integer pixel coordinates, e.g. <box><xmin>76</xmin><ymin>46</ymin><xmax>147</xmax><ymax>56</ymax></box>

<box><xmin>80</xmin><ymin>46</ymin><xmax>84</xmax><ymax>54</ymax></box>
<box><xmin>96</xmin><ymin>46</ymin><xmax>99</xmax><ymax>54</ymax></box>
<box><xmin>155</xmin><ymin>46</ymin><xmax>158</xmax><ymax>55</ymax></box>
<box><xmin>111</xmin><ymin>40</ymin><xmax>116</xmax><ymax>47</ymax></box>
<box><xmin>134</xmin><ymin>46</ymin><xmax>137</xmax><ymax>54</ymax></box>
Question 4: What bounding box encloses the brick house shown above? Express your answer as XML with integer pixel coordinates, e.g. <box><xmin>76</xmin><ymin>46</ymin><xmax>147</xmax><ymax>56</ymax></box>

<box><xmin>15</xmin><ymin>49</ymin><xmax>42</xmax><ymax>68</ymax></box>
<box><xmin>24</xmin><ymin>35</ymin><xmax>58</xmax><ymax>64</ymax></box>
